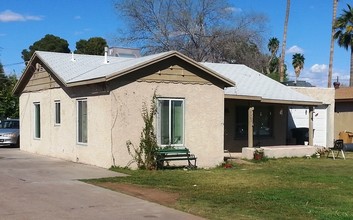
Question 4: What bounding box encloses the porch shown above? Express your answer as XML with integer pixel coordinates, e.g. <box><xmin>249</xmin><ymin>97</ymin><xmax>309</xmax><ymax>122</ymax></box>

<box><xmin>224</xmin><ymin>145</ymin><xmax>319</xmax><ymax>160</ymax></box>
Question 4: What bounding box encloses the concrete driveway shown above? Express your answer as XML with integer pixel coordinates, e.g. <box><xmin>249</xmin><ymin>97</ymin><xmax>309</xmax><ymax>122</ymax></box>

<box><xmin>0</xmin><ymin>148</ymin><xmax>204</xmax><ymax>220</ymax></box>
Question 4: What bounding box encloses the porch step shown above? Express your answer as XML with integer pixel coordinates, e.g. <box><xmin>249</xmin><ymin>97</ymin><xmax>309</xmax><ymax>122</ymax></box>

<box><xmin>242</xmin><ymin>146</ymin><xmax>318</xmax><ymax>160</ymax></box>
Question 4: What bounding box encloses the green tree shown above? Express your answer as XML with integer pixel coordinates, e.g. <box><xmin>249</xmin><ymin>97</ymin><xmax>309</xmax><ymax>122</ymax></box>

<box><xmin>266</xmin><ymin>37</ymin><xmax>280</xmax><ymax>75</ymax></box>
<box><xmin>279</xmin><ymin>0</ymin><xmax>291</xmax><ymax>82</ymax></box>
<box><xmin>292</xmin><ymin>53</ymin><xmax>305</xmax><ymax>84</ymax></box>
<box><xmin>21</xmin><ymin>34</ymin><xmax>70</xmax><ymax>62</ymax></box>
<box><xmin>328</xmin><ymin>0</ymin><xmax>339</xmax><ymax>88</ymax></box>
<box><xmin>75</xmin><ymin>37</ymin><xmax>108</xmax><ymax>55</ymax></box>
<box><xmin>334</xmin><ymin>4</ymin><xmax>353</xmax><ymax>86</ymax></box>
<box><xmin>0</xmin><ymin>63</ymin><xmax>19</xmax><ymax>119</ymax></box>
<box><xmin>268</xmin><ymin>37</ymin><xmax>279</xmax><ymax>63</ymax></box>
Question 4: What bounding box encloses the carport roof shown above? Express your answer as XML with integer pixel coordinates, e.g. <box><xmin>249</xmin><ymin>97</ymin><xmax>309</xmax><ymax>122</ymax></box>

<box><xmin>201</xmin><ymin>63</ymin><xmax>321</xmax><ymax>106</ymax></box>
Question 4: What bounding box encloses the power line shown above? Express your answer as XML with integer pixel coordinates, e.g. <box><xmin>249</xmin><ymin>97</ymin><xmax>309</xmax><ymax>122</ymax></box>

<box><xmin>3</xmin><ymin>62</ymin><xmax>24</xmax><ymax>67</ymax></box>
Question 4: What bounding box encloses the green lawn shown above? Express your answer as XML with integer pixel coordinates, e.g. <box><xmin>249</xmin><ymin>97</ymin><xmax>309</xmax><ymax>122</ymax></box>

<box><xmin>85</xmin><ymin>154</ymin><xmax>353</xmax><ymax>220</ymax></box>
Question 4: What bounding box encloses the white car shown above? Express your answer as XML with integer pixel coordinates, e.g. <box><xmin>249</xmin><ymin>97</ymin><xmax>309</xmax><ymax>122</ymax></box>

<box><xmin>0</xmin><ymin>119</ymin><xmax>20</xmax><ymax>147</ymax></box>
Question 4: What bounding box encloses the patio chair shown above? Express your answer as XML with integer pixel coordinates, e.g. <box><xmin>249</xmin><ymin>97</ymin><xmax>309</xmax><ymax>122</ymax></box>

<box><xmin>327</xmin><ymin>139</ymin><xmax>345</xmax><ymax>160</ymax></box>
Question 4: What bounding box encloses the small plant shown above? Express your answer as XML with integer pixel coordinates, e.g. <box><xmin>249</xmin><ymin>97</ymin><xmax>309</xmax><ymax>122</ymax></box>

<box><xmin>254</xmin><ymin>148</ymin><xmax>264</xmax><ymax>160</ymax></box>
<box><xmin>126</xmin><ymin>92</ymin><xmax>159</xmax><ymax>170</ymax></box>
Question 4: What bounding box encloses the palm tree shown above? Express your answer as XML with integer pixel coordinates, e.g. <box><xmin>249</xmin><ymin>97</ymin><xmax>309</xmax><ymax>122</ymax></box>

<box><xmin>279</xmin><ymin>0</ymin><xmax>291</xmax><ymax>82</ymax></box>
<box><xmin>334</xmin><ymin>4</ymin><xmax>353</xmax><ymax>87</ymax></box>
<box><xmin>292</xmin><ymin>53</ymin><xmax>305</xmax><ymax>84</ymax></box>
<box><xmin>268</xmin><ymin>37</ymin><xmax>280</xmax><ymax>62</ymax></box>
<box><xmin>328</xmin><ymin>0</ymin><xmax>339</xmax><ymax>88</ymax></box>
<box><xmin>266</xmin><ymin>37</ymin><xmax>280</xmax><ymax>75</ymax></box>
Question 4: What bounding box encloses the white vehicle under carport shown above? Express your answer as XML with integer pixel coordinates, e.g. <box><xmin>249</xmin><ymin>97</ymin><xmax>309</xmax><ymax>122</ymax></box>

<box><xmin>0</xmin><ymin>119</ymin><xmax>20</xmax><ymax>147</ymax></box>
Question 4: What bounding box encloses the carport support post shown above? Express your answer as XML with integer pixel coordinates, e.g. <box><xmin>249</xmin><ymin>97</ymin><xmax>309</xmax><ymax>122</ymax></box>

<box><xmin>248</xmin><ymin>106</ymin><xmax>254</xmax><ymax>148</ymax></box>
<box><xmin>309</xmin><ymin>106</ymin><xmax>314</xmax><ymax>146</ymax></box>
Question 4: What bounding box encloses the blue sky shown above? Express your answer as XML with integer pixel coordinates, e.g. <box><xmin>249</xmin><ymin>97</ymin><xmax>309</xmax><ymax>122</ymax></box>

<box><xmin>0</xmin><ymin>0</ymin><xmax>352</xmax><ymax>87</ymax></box>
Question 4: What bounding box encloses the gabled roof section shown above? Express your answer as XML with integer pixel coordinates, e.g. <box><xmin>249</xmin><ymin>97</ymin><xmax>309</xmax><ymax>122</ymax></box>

<box><xmin>201</xmin><ymin>63</ymin><xmax>321</xmax><ymax>106</ymax></box>
<box><xmin>13</xmin><ymin>51</ymin><xmax>234</xmax><ymax>95</ymax></box>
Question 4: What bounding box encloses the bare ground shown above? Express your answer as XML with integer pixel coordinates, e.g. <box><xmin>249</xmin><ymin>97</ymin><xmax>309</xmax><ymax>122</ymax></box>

<box><xmin>93</xmin><ymin>182</ymin><xmax>180</xmax><ymax>207</ymax></box>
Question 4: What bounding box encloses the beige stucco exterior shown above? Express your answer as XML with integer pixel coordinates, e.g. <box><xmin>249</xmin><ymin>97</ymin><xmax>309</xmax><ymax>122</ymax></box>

<box><xmin>18</xmin><ymin>56</ymin><xmax>227</xmax><ymax>168</ymax></box>
<box><xmin>109</xmin><ymin>81</ymin><xmax>224</xmax><ymax>168</ymax></box>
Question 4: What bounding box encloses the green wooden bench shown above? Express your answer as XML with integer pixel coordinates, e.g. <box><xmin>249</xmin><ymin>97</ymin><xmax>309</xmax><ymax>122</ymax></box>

<box><xmin>155</xmin><ymin>148</ymin><xmax>197</xmax><ymax>169</ymax></box>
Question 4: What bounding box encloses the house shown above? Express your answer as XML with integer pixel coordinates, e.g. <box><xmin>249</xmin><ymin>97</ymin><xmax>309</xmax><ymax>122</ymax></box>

<box><xmin>14</xmin><ymin>51</ymin><xmax>321</xmax><ymax>168</ymax></box>
<box><xmin>13</xmin><ymin>51</ymin><xmax>234</xmax><ymax>168</ymax></box>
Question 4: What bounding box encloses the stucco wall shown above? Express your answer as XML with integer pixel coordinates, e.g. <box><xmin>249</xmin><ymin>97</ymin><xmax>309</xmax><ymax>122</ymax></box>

<box><xmin>20</xmin><ymin>88</ymin><xmax>113</xmax><ymax>168</ymax></box>
<box><xmin>110</xmin><ymin>81</ymin><xmax>225</xmax><ymax>168</ymax></box>
<box><xmin>335</xmin><ymin>102</ymin><xmax>353</xmax><ymax>138</ymax></box>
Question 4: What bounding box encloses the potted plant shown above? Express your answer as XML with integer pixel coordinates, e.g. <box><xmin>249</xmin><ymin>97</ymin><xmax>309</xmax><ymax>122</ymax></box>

<box><xmin>254</xmin><ymin>148</ymin><xmax>264</xmax><ymax>160</ymax></box>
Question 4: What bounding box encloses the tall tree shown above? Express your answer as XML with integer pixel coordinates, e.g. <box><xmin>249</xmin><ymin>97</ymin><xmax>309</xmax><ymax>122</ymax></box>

<box><xmin>268</xmin><ymin>37</ymin><xmax>280</xmax><ymax>62</ymax></box>
<box><xmin>328</xmin><ymin>0</ymin><xmax>339</xmax><ymax>88</ymax></box>
<box><xmin>266</xmin><ymin>37</ymin><xmax>280</xmax><ymax>75</ymax></box>
<box><xmin>75</xmin><ymin>37</ymin><xmax>108</xmax><ymax>55</ymax></box>
<box><xmin>334</xmin><ymin>4</ymin><xmax>353</xmax><ymax>86</ymax></box>
<box><xmin>114</xmin><ymin>0</ymin><xmax>268</xmax><ymax>64</ymax></box>
<box><xmin>21</xmin><ymin>34</ymin><xmax>70</xmax><ymax>62</ymax></box>
<box><xmin>0</xmin><ymin>63</ymin><xmax>19</xmax><ymax>119</ymax></box>
<box><xmin>279</xmin><ymin>0</ymin><xmax>291</xmax><ymax>82</ymax></box>
<box><xmin>292</xmin><ymin>53</ymin><xmax>305</xmax><ymax>84</ymax></box>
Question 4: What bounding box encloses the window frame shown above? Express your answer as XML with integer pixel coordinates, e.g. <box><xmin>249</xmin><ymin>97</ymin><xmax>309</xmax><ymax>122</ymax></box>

<box><xmin>76</xmin><ymin>99</ymin><xmax>88</xmax><ymax>145</ymax></box>
<box><xmin>33</xmin><ymin>102</ymin><xmax>41</xmax><ymax>139</ymax></box>
<box><xmin>157</xmin><ymin>98</ymin><xmax>185</xmax><ymax>147</ymax></box>
<box><xmin>54</xmin><ymin>100</ymin><xmax>61</xmax><ymax>125</ymax></box>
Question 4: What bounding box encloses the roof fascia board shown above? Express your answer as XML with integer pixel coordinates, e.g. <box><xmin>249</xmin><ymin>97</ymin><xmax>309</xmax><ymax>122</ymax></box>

<box><xmin>261</xmin><ymin>98</ymin><xmax>322</xmax><ymax>106</ymax></box>
<box><xmin>66</xmin><ymin>77</ymin><xmax>106</xmax><ymax>87</ymax></box>
<box><xmin>225</xmin><ymin>94</ymin><xmax>262</xmax><ymax>101</ymax></box>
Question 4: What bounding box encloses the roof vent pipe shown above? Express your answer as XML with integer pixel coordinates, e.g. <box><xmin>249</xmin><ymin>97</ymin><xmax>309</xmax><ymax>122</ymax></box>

<box><xmin>104</xmin><ymin>46</ymin><xmax>109</xmax><ymax>64</ymax></box>
<box><xmin>71</xmin><ymin>52</ymin><xmax>76</xmax><ymax>62</ymax></box>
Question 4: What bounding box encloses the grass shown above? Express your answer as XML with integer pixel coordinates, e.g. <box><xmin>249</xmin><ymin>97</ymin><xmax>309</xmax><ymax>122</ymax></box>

<box><xmin>85</xmin><ymin>153</ymin><xmax>353</xmax><ymax>220</ymax></box>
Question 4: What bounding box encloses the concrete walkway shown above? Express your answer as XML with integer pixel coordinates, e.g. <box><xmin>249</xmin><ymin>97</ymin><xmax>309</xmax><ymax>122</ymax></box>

<box><xmin>0</xmin><ymin>148</ymin><xmax>204</xmax><ymax>220</ymax></box>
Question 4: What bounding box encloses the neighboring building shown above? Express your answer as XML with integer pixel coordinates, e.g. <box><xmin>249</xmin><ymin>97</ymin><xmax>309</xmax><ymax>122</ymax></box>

<box><xmin>282</xmin><ymin>80</ymin><xmax>314</xmax><ymax>87</ymax></box>
<box><xmin>14</xmin><ymin>51</ymin><xmax>320</xmax><ymax>168</ymax></box>
<box><xmin>334</xmin><ymin>87</ymin><xmax>353</xmax><ymax>138</ymax></box>
<box><xmin>108</xmin><ymin>47</ymin><xmax>141</xmax><ymax>58</ymax></box>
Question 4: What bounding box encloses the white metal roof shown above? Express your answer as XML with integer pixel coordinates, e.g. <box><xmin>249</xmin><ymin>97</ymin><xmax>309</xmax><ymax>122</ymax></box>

<box><xmin>201</xmin><ymin>63</ymin><xmax>321</xmax><ymax>105</ymax></box>
<box><xmin>36</xmin><ymin>51</ymin><xmax>171</xmax><ymax>84</ymax></box>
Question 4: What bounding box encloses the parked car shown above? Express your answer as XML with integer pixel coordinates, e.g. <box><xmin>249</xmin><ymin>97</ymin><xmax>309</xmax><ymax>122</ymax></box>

<box><xmin>0</xmin><ymin>119</ymin><xmax>20</xmax><ymax>147</ymax></box>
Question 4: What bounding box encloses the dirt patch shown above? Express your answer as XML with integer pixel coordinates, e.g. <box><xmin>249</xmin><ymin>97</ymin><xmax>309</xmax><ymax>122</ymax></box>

<box><xmin>94</xmin><ymin>182</ymin><xmax>180</xmax><ymax>206</ymax></box>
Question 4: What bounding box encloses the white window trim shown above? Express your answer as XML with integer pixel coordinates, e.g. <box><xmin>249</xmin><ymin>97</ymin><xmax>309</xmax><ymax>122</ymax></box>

<box><xmin>76</xmin><ymin>99</ymin><xmax>87</xmax><ymax>145</ymax></box>
<box><xmin>54</xmin><ymin>100</ymin><xmax>61</xmax><ymax>126</ymax></box>
<box><xmin>33</xmin><ymin>102</ymin><xmax>41</xmax><ymax>139</ymax></box>
<box><xmin>157</xmin><ymin>98</ymin><xmax>185</xmax><ymax>147</ymax></box>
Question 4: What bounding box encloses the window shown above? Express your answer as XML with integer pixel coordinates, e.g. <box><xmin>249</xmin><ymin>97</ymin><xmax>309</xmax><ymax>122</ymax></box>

<box><xmin>235</xmin><ymin>106</ymin><xmax>273</xmax><ymax>138</ymax></box>
<box><xmin>77</xmin><ymin>99</ymin><xmax>87</xmax><ymax>144</ymax></box>
<box><xmin>158</xmin><ymin>98</ymin><xmax>184</xmax><ymax>146</ymax></box>
<box><xmin>34</xmin><ymin>102</ymin><xmax>41</xmax><ymax>139</ymax></box>
<box><xmin>55</xmin><ymin>101</ymin><xmax>61</xmax><ymax>125</ymax></box>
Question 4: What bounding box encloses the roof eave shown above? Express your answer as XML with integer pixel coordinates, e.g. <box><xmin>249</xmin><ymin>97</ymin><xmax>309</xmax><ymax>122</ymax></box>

<box><xmin>261</xmin><ymin>98</ymin><xmax>322</xmax><ymax>106</ymax></box>
<box><xmin>225</xmin><ymin>94</ymin><xmax>321</xmax><ymax>106</ymax></box>
<box><xmin>66</xmin><ymin>77</ymin><xmax>106</xmax><ymax>87</ymax></box>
